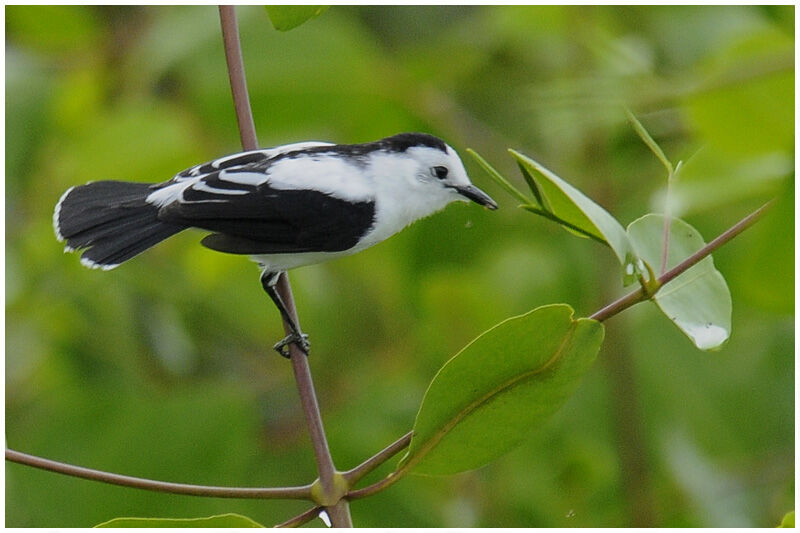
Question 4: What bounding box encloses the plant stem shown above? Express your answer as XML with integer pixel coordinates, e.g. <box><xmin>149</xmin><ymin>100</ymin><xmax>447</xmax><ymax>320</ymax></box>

<box><xmin>347</xmin><ymin>469</ymin><xmax>407</xmax><ymax>501</ymax></box>
<box><xmin>218</xmin><ymin>6</ymin><xmax>351</xmax><ymax>526</ymax></box>
<box><xmin>219</xmin><ymin>6</ymin><xmax>258</xmax><ymax>150</ymax></box>
<box><xmin>590</xmin><ymin>200</ymin><xmax>774</xmax><ymax>322</ymax></box>
<box><xmin>343</xmin><ymin>431</ymin><xmax>413</xmax><ymax>486</ymax></box>
<box><xmin>275</xmin><ymin>506</ymin><xmax>325</xmax><ymax>528</ymax></box>
<box><xmin>5</xmin><ymin>449</ymin><xmax>312</xmax><ymax>499</ymax></box>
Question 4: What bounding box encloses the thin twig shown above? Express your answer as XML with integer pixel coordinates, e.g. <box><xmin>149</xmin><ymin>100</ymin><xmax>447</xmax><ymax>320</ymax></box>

<box><xmin>219</xmin><ymin>6</ymin><xmax>258</xmax><ymax>150</ymax></box>
<box><xmin>218</xmin><ymin>6</ymin><xmax>351</xmax><ymax>526</ymax></box>
<box><xmin>590</xmin><ymin>200</ymin><xmax>775</xmax><ymax>322</ymax></box>
<box><xmin>346</xmin><ymin>470</ymin><xmax>406</xmax><ymax>501</ymax></box>
<box><xmin>343</xmin><ymin>432</ymin><xmax>413</xmax><ymax>486</ymax></box>
<box><xmin>278</xmin><ymin>275</ymin><xmax>338</xmax><ymax>490</ymax></box>
<box><xmin>5</xmin><ymin>449</ymin><xmax>312</xmax><ymax>500</ymax></box>
<box><xmin>274</xmin><ymin>506</ymin><xmax>324</xmax><ymax>528</ymax></box>
<box><xmin>657</xmin><ymin>200</ymin><xmax>774</xmax><ymax>286</ymax></box>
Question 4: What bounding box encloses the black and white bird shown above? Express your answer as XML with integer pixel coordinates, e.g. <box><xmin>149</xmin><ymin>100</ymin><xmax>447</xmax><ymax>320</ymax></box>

<box><xmin>54</xmin><ymin>132</ymin><xmax>497</xmax><ymax>356</ymax></box>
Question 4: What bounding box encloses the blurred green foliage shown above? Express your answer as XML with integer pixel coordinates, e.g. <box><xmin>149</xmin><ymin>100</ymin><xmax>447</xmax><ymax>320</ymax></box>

<box><xmin>5</xmin><ymin>5</ymin><xmax>793</xmax><ymax>527</ymax></box>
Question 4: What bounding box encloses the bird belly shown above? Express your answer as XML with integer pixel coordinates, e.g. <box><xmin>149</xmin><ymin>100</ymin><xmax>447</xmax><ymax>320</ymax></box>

<box><xmin>249</xmin><ymin>249</ymin><xmax>358</xmax><ymax>274</ymax></box>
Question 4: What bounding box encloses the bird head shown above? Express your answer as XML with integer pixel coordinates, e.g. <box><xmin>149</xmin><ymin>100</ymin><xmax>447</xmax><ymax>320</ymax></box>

<box><xmin>369</xmin><ymin>133</ymin><xmax>498</xmax><ymax>212</ymax></box>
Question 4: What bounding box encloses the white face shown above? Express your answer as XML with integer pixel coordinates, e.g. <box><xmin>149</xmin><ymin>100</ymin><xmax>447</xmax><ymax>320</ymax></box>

<box><xmin>403</xmin><ymin>144</ymin><xmax>497</xmax><ymax>210</ymax></box>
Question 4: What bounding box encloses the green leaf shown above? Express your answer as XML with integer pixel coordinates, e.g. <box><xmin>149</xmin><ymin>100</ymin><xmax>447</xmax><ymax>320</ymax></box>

<box><xmin>401</xmin><ymin>304</ymin><xmax>604</xmax><ymax>476</ymax></box>
<box><xmin>466</xmin><ymin>148</ymin><xmax>530</xmax><ymax>205</ymax></box>
<box><xmin>778</xmin><ymin>510</ymin><xmax>795</xmax><ymax>528</ymax></box>
<box><xmin>625</xmin><ymin>108</ymin><xmax>673</xmax><ymax>176</ymax></box>
<box><xmin>264</xmin><ymin>6</ymin><xmax>329</xmax><ymax>31</ymax></box>
<box><xmin>627</xmin><ymin>214</ymin><xmax>732</xmax><ymax>351</ymax></box>
<box><xmin>508</xmin><ymin>149</ymin><xmax>640</xmax><ymax>285</ymax></box>
<box><xmin>516</xmin><ymin>160</ymin><xmax>545</xmax><ymax>207</ymax></box>
<box><xmin>95</xmin><ymin>513</ymin><xmax>264</xmax><ymax>528</ymax></box>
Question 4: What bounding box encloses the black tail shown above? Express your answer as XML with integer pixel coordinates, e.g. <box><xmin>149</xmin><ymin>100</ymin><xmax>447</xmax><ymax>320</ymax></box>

<box><xmin>53</xmin><ymin>181</ymin><xmax>185</xmax><ymax>270</ymax></box>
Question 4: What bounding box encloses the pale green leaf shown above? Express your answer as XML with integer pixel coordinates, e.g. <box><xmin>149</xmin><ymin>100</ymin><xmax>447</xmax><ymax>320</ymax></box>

<box><xmin>627</xmin><ymin>214</ymin><xmax>732</xmax><ymax>351</ymax></box>
<box><xmin>778</xmin><ymin>510</ymin><xmax>795</xmax><ymax>528</ymax></box>
<box><xmin>264</xmin><ymin>6</ymin><xmax>329</xmax><ymax>31</ymax></box>
<box><xmin>401</xmin><ymin>304</ymin><xmax>604</xmax><ymax>476</ymax></box>
<box><xmin>95</xmin><ymin>513</ymin><xmax>264</xmax><ymax>528</ymax></box>
<box><xmin>509</xmin><ymin>149</ymin><xmax>640</xmax><ymax>285</ymax></box>
<box><xmin>626</xmin><ymin>108</ymin><xmax>673</xmax><ymax>176</ymax></box>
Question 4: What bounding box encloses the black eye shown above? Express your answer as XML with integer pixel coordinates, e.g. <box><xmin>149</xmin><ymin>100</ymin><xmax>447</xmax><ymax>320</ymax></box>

<box><xmin>431</xmin><ymin>166</ymin><xmax>449</xmax><ymax>180</ymax></box>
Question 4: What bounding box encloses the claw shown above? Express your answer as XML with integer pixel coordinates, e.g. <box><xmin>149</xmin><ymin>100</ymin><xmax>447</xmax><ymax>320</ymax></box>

<box><xmin>273</xmin><ymin>332</ymin><xmax>310</xmax><ymax>358</ymax></box>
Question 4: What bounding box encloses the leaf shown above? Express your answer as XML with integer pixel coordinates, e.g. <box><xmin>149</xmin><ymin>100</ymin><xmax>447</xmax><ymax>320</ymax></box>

<box><xmin>466</xmin><ymin>148</ymin><xmax>530</xmax><ymax>205</ymax></box>
<box><xmin>516</xmin><ymin>160</ymin><xmax>545</xmax><ymax>207</ymax></box>
<box><xmin>778</xmin><ymin>511</ymin><xmax>795</xmax><ymax>528</ymax></box>
<box><xmin>95</xmin><ymin>513</ymin><xmax>264</xmax><ymax>528</ymax></box>
<box><xmin>625</xmin><ymin>108</ymin><xmax>673</xmax><ymax>175</ymax></box>
<box><xmin>264</xmin><ymin>6</ymin><xmax>329</xmax><ymax>31</ymax></box>
<box><xmin>509</xmin><ymin>149</ymin><xmax>641</xmax><ymax>285</ymax></box>
<box><xmin>401</xmin><ymin>304</ymin><xmax>604</xmax><ymax>476</ymax></box>
<box><xmin>627</xmin><ymin>214</ymin><xmax>731</xmax><ymax>351</ymax></box>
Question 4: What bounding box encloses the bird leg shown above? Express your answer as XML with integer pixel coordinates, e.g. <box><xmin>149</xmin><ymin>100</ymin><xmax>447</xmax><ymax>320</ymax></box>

<box><xmin>260</xmin><ymin>271</ymin><xmax>310</xmax><ymax>358</ymax></box>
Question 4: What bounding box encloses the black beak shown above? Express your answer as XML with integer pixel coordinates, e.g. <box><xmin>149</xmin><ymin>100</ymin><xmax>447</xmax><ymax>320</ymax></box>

<box><xmin>453</xmin><ymin>184</ymin><xmax>498</xmax><ymax>210</ymax></box>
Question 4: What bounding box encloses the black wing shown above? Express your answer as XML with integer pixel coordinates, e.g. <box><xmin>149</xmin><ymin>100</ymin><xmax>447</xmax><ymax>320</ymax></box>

<box><xmin>157</xmin><ymin>170</ymin><xmax>375</xmax><ymax>255</ymax></box>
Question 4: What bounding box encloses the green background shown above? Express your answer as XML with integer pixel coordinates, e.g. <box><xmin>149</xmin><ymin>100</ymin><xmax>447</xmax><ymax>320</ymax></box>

<box><xmin>6</xmin><ymin>5</ymin><xmax>793</xmax><ymax>527</ymax></box>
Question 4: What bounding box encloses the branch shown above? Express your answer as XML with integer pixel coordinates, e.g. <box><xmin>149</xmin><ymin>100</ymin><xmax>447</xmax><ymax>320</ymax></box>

<box><xmin>343</xmin><ymin>431</ymin><xmax>412</xmax><ymax>486</ymax></box>
<box><xmin>590</xmin><ymin>200</ymin><xmax>774</xmax><ymax>322</ymax></box>
<box><xmin>346</xmin><ymin>469</ymin><xmax>406</xmax><ymax>501</ymax></box>
<box><xmin>218</xmin><ymin>6</ymin><xmax>352</xmax><ymax>526</ymax></box>
<box><xmin>5</xmin><ymin>449</ymin><xmax>312</xmax><ymax>500</ymax></box>
<box><xmin>219</xmin><ymin>6</ymin><xmax>258</xmax><ymax>150</ymax></box>
<box><xmin>275</xmin><ymin>505</ymin><xmax>324</xmax><ymax>528</ymax></box>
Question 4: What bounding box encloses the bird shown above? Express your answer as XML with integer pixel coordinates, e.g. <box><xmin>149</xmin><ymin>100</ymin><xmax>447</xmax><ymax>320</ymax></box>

<box><xmin>53</xmin><ymin>132</ymin><xmax>498</xmax><ymax>356</ymax></box>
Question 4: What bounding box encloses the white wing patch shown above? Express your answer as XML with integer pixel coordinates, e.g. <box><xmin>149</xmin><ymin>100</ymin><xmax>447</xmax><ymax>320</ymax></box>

<box><xmin>190</xmin><ymin>180</ymin><xmax>250</xmax><ymax>195</ymax></box>
<box><xmin>265</xmin><ymin>156</ymin><xmax>373</xmax><ymax>201</ymax></box>
<box><xmin>216</xmin><ymin>169</ymin><xmax>269</xmax><ymax>187</ymax></box>
<box><xmin>261</xmin><ymin>141</ymin><xmax>335</xmax><ymax>157</ymax></box>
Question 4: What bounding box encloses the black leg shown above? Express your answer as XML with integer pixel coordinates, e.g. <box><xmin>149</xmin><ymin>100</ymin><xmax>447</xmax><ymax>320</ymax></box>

<box><xmin>260</xmin><ymin>271</ymin><xmax>309</xmax><ymax>358</ymax></box>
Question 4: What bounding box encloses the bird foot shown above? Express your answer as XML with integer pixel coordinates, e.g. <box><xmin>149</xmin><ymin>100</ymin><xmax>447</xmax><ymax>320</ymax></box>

<box><xmin>274</xmin><ymin>332</ymin><xmax>310</xmax><ymax>358</ymax></box>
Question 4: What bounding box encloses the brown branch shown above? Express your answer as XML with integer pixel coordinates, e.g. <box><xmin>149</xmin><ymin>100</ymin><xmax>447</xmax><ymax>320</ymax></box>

<box><xmin>590</xmin><ymin>200</ymin><xmax>775</xmax><ymax>322</ymax></box>
<box><xmin>218</xmin><ymin>6</ymin><xmax>352</xmax><ymax>527</ymax></box>
<box><xmin>346</xmin><ymin>469</ymin><xmax>406</xmax><ymax>501</ymax></box>
<box><xmin>274</xmin><ymin>506</ymin><xmax>324</xmax><ymax>528</ymax></box>
<box><xmin>219</xmin><ymin>6</ymin><xmax>258</xmax><ymax>151</ymax></box>
<box><xmin>5</xmin><ymin>448</ymin><xmax>312</xmax><ymax>500</ymax></box>
<box><xmin>343</xmin><ymin>431</ymin><xmax>413</xmax><ymax>486</ymax></box>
